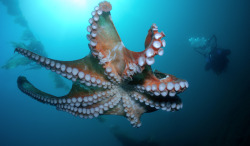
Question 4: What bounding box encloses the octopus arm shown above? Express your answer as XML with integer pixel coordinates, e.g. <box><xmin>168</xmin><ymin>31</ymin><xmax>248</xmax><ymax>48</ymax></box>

<box><xmin>122</xmin><ymin>24</ymin><xmax>167</xmax><ymax>79</ymax></box>
<box><xmin>87</xmin><ymin>1</ymin><xmax>134</xmax><ymax>84</ymax></box>
<box><xmin>132</xmin><ymin>67</ymin><xmax>189</xmax><ymax>97</ymax></box>
<box><xmin>17</xmin><ymin>76</ymin><xmax>120</xmax><ymax>118</ymax></box>
<box><xmin>120</xmin><ymin>96</ymin><xmax>147</xmax><ymax>127</ymax></box>
<box><xmin>14</xmin><ymin>48</ymin><xmax>112</xmax><ymax>88</ymax></box>
<box><xmin>18</xmin><ymin>76</ymin><xmax>59</xmax><ymax>105</ymax></box>
<box><xmin>130</xmin><ymin>91</ymin><xmax>183</xmax><ymax>112</ymax></box>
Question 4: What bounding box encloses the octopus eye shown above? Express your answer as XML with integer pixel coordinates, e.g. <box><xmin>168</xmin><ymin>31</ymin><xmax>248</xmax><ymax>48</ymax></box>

<box><xmin>154</xmin><ymin>70</ymin><xmax>167</xmax><ymax>79</ymax></box>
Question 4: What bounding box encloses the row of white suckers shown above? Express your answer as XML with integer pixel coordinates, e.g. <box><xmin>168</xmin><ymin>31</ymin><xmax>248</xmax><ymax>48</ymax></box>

<box><xmin>122</xmin><ymin>96</ymin><xmax>143</xmax><ymax>128</ymax></box>
<box><xmin>21</xmin><ymin>86</ymin><xmax>116</xmax><ymax>107</ymax></box>
<box><xmin>87</xmin><ymin>4</ymin><xmax>124</xmax><ymax>84</ymax></box>
<box><xmin>136</xmin><ymin>81</ymin><xmax>189</xmax><ymax>97</ymax></box>
<box><xmin>131</xmin><ymin>93</ymin><xmax>183</xmax><ymax>111</ymax></box>
<box><xmin>86</xmin><ymin>5</ymin><xmax>105</xmax><ymax>50</ymax></box>
<box><xmin>15</xmin><ymin>48</ymin><xmax>113</xmax><ymax>88</ymax></box>
<box><xmin>57</xmin><ymin>95</ymin><xmax>121</xmax><ymax>119</ymax></box>
<box><xmin>86</xmin><ymin>6</ymin><xmax>123</xmax><ymax>84</ymax></box>
<box><xmin>20</xmin><ymin>85</ymin><xmax>121</xmax><ymax>119</ymax></box>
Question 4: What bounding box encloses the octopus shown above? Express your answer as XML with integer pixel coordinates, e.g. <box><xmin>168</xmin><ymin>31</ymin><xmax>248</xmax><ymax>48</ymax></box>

<box><xmin>15</xmin><ymin>1</ymin><xmax>188</xmax><ymax>128</ymax></box>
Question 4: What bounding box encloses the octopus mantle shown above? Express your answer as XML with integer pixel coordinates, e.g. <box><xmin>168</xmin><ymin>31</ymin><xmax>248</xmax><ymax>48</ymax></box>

<box><xmin>15</xmin><ymin>1</ymin><xmax>188</xmax><ymax>128</ymax></box>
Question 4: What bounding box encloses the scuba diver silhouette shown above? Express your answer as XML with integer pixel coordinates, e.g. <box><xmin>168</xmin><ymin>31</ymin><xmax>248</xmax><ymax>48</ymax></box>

<box><xmin>189</xmin><ymin>35</ymin><xmax>231</xmax><ymax>75</ymax></box>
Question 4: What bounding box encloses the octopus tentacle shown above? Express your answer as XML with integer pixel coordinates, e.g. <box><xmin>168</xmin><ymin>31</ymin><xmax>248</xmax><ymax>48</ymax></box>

<box><xmin>18</xmin><ymin>76</ymin><xmax>112</xmax><ymax>105</ymax></box>
<box><xmin>122</xmin><ymin>24</ymin><xmax>166</xmax><ymax>79</ymax></box>
<box><xmin>131</xmin><ymin>91</ymin><xmax>183</xmax><ymax>112</ymax></box>
<box><xmin>132</xmin><ymin>67</ymin><xmax>188</xmax><ymax>97</ymax></box>
<box><xmin>121</xmin><ymin>96</ymin><xmax>146</xmax><ymax>128</ymax></box>
<box><xmin>87</xmin><ymin>1</ymin><xmax>124</xmax><ymax>84</ymax></box>
<box><xmin>61</xmin><ymin>83</ymin><xmax>116</xmax><ymax>108</ymax></box>
<box><xmin>57</xmin><ymin>89</ymin><xmax>122</xmax><ymax>119</ymax></box>
<box><xmin>18</xmin><ymin>76</ymin><xmax>59</xmax><ymax>105</ymax></box>
<box><xmin>15</xmin><ymin>48</ymin><xmax>112</xmax><ymax>89</ymax></box>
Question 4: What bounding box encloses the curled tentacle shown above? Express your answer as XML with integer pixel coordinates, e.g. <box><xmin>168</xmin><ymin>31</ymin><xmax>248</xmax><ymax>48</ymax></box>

<box><xmin>18</xmin><ymin>76</ymin><xmax>58</xmax><ymax>105</ymax></box>
<box><xmin>132</xmin><ymin>67</ymin><xmax>188</xmax><ymax>97</ymax></box>
<box><xmin>122</xmin><ymin>24</ymin><xmax>166</xmax><ymax>79</ymax></box>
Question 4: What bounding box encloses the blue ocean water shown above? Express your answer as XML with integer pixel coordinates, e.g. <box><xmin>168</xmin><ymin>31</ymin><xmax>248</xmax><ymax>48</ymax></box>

<box><xmin>0</xmin><ymin>0</ymin><xmax>249</xmax><ymax>145</ymax></box>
